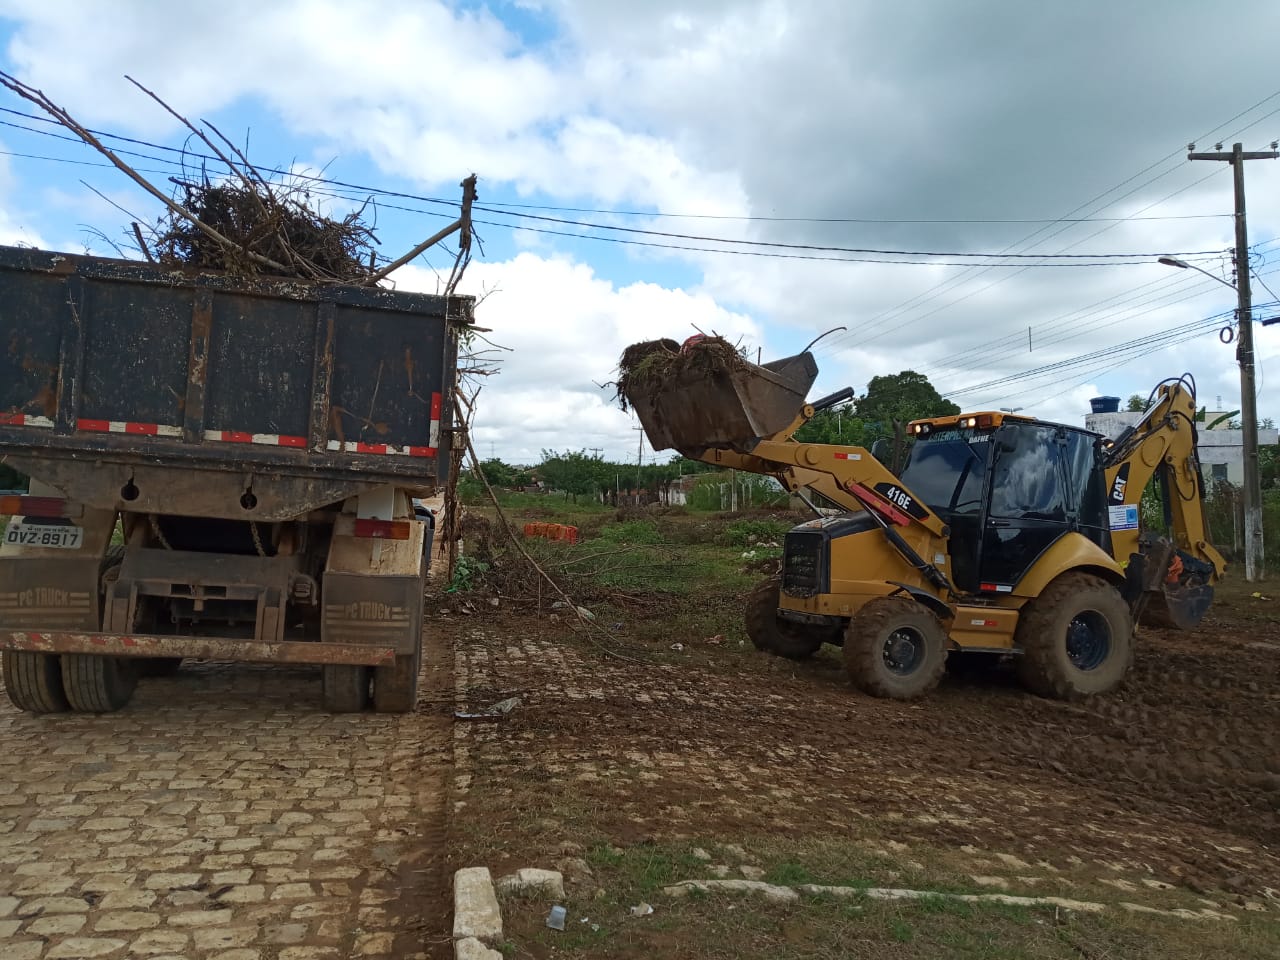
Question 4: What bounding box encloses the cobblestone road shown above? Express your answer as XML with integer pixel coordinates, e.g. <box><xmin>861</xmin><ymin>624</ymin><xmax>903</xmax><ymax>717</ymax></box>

<box><xmin>0</xmin><ymin>654</ymin><xmax>452</xmax><ymax>960</ymax></box>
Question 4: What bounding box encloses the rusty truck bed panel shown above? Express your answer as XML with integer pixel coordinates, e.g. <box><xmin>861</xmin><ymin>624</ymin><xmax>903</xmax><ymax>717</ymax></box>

<box><xmin>4</xmin><ymin>630</ymin><xmax>397</xmax><ymax>666</ymax></box>
<box><xmin>0</xmin><ymin>245</ymin><xmax>468</xmax><ymax>492</ymax></box>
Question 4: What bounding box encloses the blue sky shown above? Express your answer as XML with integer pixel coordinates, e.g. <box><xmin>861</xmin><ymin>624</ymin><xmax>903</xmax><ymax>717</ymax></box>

<box><xmin>1</xmin><ymin>0</ymin><xmax>1279</xmax><ymax>462</ymax></box>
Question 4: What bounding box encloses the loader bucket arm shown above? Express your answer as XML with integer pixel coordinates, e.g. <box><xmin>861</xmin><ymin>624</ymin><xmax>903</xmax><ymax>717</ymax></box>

<box><xmin>1102</xmin><ymin>379</ymin><xmax>1225</xmax><ymax>628</ymax></box>
<box><xmin>619</xmin><ymin>338</ymin><xmax>953</xmax><ymax>599</ymax></box>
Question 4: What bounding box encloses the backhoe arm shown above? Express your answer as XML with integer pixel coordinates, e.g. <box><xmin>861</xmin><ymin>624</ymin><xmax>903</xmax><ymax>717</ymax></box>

<box><xmin>1102</xmin><ymin>381</ymin><xmax>1225</xmax><ymax>579</ymax></box>
<box><xmin>1102</xmin><ymin>380</ymin><xmax>1225</xmax><ymax>629</ymax></box>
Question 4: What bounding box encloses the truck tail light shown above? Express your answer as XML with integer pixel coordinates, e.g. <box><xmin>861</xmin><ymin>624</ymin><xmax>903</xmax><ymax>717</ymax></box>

<box><xmin>353</xmin><ymin>519</ymin><xmax>412</xmax><ymax>540</ymax></box>
<box><xmin>0</xmin><ymin>495</ymin><xmax>68</xmax><ymax>518</ymax></box>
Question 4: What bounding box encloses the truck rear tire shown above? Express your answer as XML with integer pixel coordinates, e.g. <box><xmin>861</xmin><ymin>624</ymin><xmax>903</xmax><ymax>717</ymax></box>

<box><xmin>61</xmin><ymin>654</ymin><xmax>137</xmax><ymax>712</ymax></box>
<box><xmin>322</xmin><ymin>665</ymin><xmax>370</xmax><ymax>713</ymax></box>
<box><xmin>373</xmin><ymin>638</ymin><xmax>422</xmax><ymax>713</ymax></box>
<box><xmin>843</xmin><ymin>597</ymin><xmax>947</xmax><ymax>700</ymax></box>
<box><xmin>1015</xmin><ymin>572</ymin><xmax>1132</xmax><ymax>701</ymax></box>
<box><xmin>745</xmin><ymin>578</ymin><xmax>833</xmax><ymax>660</ymax></box>
<box><xmin>2</xmin><ymin>652</ymin><xmax>70</xmax><ymax>713</ymax></box>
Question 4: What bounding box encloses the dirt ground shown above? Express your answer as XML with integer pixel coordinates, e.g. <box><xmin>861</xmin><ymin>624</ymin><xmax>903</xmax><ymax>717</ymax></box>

<box><xmin>445</xmin><ymin>577</ymin><xmax>1280</xmax><ymax>956</ymax></box>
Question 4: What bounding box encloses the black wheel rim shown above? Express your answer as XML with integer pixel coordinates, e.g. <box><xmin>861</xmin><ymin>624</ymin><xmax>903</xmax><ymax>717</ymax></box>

<box><xmin>1066</xmin><ymin>610</ymin><xmax>1111</xmax><ymax>671</ymax></box>
<box><xmin>882</xmin><ymin>626</ymin><xmax>926</xmax><ymax>675</ymax></box>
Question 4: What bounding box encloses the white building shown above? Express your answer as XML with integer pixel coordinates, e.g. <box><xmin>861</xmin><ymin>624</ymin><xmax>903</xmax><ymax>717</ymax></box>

<box><xmin>1084</xmin><ymin>410</ymin><xmax>1278</xmax><ymax>487</ymax></box>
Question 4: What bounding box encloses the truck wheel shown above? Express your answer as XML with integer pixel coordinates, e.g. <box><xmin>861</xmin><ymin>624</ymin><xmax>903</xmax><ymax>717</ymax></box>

<box><xmin>2</xmin><ymin>652</ymin><xmax>70</xmax><ymax>713</ymax></box>
<box><xmin>61</xmin><ymin>654</ymin><xmax>137</xmax><ymax>712</ymax></box>
<box><xmin>745</xmin><ymin>578</ymin><xmax>832</xmax><ymax>660</ymax></box>
<box><xmin>1015</xmin><ymin>573</ymin><xmax>1132</xmax><ymax>701</ymax></box>
<box><xmin>322</xmin><ymin>665</ymin><xmax>370</xmax><ymax>713</ymax></box>
<box><xmin>843</xmin><ymin>597</ymin><xmax>947</xmax><ymax>700</ymax></box>
<box><xmin>373</xmin><ymin>638</ymin><xmax>422</xmax><ymax>713</ymax></box>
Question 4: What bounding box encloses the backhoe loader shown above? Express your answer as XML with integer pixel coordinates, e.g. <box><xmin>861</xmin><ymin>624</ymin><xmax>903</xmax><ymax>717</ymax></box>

<box><xmin>623</xmin><ymin>342</ymin><xmax>1224</xmax><ymax>701</ymax></box>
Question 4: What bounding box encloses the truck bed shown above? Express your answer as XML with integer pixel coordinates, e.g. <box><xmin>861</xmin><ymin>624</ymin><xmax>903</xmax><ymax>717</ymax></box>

<box><xmin>0</xmin><ymin>245</ymin><xmax>469</xmax><ymax>517</ymax></box>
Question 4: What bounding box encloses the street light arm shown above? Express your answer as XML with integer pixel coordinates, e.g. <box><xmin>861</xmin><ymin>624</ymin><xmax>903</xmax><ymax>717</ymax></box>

<box><xmin>1156</xmin><ymin>256</ymin><xmax>1237</xmax><ymax>291</ymax></box>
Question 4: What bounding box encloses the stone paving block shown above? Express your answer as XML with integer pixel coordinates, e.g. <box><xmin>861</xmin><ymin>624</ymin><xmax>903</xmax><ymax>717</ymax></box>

<box><xmin>30</xmin><ymin>913</ymin><xmax>89</xmax><ymax>935</ymax></box>
<box><xmin>47</xmin><ymin>937</ymin><xmax>129</xmax><ymax>958</ymax></box>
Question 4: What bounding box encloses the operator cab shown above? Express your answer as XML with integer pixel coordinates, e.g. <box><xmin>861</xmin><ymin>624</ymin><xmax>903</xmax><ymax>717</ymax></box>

<box><xmin>901</xmin><ymin>413</ymin><xmax>1111</xmax><ymax>596</ymax></box>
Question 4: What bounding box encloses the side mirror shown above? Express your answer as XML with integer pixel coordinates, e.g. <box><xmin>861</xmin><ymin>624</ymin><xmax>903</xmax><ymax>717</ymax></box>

<box><xmin>870</xmin><ymin>438</ymin><xmax>893</xmax><ymax>463</ymax></box>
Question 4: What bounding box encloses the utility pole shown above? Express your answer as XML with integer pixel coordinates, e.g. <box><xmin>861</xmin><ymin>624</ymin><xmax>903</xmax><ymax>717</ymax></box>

<box><xmin>1189</xmin><ymin>141</ymin><xmax>1279</xmax><ymax>581</ymax></box>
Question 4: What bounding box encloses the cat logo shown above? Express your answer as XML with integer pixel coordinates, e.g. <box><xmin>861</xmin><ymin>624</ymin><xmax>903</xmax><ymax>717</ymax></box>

<box><xmin>1109</xmin><ymin>462</ymin><xmax>1130</xmax><ymax>504</ymax></box>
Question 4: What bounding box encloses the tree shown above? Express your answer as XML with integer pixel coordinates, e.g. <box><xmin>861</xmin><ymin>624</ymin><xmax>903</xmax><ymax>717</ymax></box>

<box><xmin>538</xmin><ymin>450</ymin><xmax>605</xmax><ymax>502</ymax></box>
<box><xmin>794</xmin><ymin>402</ymin><xmax>867</xmax><ymax>446</ymax></box>
<box><xmin>856</xmin><ymin>371</ymin><xmax>959</xmax><ymax>439</ymax></box>
<box><xmin>1126</xmin><ymin>394</ymin><xmax>1147</xmax><ymax>412</ymax></box>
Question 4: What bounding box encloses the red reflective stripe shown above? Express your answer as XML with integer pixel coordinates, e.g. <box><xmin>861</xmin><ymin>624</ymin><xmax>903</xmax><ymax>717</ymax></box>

<box><xmin>77</xmin><ymin>419</ymin><xmax>111</xmax><ymax>432</ymax></box>
<box><xmin>278</xmin><ymin>435</ymin><xmax>308</xmax><ymax>448</ymax></box>
<box><xmin>0</xmin><ymin>412</ymin><xmax>22</xmax><ymax>426</ymax></box>
<box><xmin>407</xmin><ymin>446</ymin><xmax>435</xmax><ymax>458</ymax></box>
<box><xmin>355</xmin><ymin>442</ymin><xmax>384</xmax><ymax>454</ymax></box>
<box><xmin>430</xmin><ymin>392</ymin><xmax>442</xmax><ymax>419</ymax></box>
<box><xmin>125</xmin><ymin>422</ymin><xmax>158</xmax><ymax>435</ymax></box>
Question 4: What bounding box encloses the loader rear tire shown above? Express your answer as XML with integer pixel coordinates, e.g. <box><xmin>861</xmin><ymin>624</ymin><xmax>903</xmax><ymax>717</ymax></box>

<box><xmin>1015</xmin><ymin>573</ymin><xmax>1132</xmax><ymax>701</ymax></box>
<box><xmin>745</xmin><ymin>578</ymin><xmax>834</xmax><ymax>660</ymax></box>
<box><xmin>61</xmin><ymin>654</ymin><xmax>137</xmax><ymax>712</ymax></box>
<box><xmin>843</xmin><ymin>597</ymin><xmax>947</xmax><ymax>700</ymax></box>
<box><xmin>2</xmin><ymin>651</ymin><xmax>70</xmax><ymax>713</ymax></box>
<box><xmin>322</xmin><ymin>665</ymin><xmax>370</xmax><ymax>713</ymax></box>
<box><xmin>373</xmin><ymin>637</ymin><xmax>422</xmax><ymax>714</ymax></box>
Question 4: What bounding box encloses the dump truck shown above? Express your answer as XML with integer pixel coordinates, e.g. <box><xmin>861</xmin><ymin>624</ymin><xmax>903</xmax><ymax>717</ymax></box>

<box><xmin>623</xmin><ymin>340</ymin><xmax>1224</xmax><ymax>701</ymax></box>
<box><xmin>0</xmin><ymin>245</ymin><xmax>469</xmax><ymax>713</ymax></box>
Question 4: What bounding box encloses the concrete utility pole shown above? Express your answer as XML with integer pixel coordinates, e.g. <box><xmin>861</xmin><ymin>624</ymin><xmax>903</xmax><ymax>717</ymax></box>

<box><xmin>1188</xmin><ymin>141</ymin><xmax>1278</xmax><ymax>581</ymax></box>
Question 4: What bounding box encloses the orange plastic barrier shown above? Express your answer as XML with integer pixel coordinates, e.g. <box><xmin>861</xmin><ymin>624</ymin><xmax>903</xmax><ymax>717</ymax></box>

<box><xmin>522</xmin><ymin>522</ymin><xmax>578</xmax><ymax>545</ymax></box>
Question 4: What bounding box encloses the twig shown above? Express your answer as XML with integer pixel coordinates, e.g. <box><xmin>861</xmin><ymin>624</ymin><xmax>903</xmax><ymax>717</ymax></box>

<box><xmin>131</xmin><ymin>222</ymin><xmax>155</xmax><ymax>263</ymax></box>
<box><xmin>456</xmin><ymin>390</ymin><xmax>650</xmax><ymax>664</ymax></box>
<box><xmin>0</xmin><ymin>71</ymin><xmax>291</xmax><ymax>274</ymax></box>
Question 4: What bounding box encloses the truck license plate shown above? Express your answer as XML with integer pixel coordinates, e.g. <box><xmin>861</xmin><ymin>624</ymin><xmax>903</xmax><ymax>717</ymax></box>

<box><xmin>2</xmin><ymin>520</ymin><xmax>85</xmax><ymax>550</ymax></box>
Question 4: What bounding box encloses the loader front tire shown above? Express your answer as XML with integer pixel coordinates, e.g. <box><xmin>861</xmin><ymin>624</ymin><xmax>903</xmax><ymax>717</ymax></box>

<box><xmin>1015</xmin><ymin>573</ymin><xmax>1132</xmax><ymax>701</ymax></box>
<box><xmin>2</xmin><ymin>651</ymin><xmax>70</xmax><ymax>713</ymax></box>
<box><xmin>843</xmin><ymin>597</ymin><xmax>947</xmax><ymax>700</ymax></box>
<box><xmin>61</xmin><ymin>654</ymin><xmax>137</xmax><ymax>713</ymax></box>
<box><xmin>745</xmin><ymin>578</ymin><xmax>833</xmax><ymax>660</ymax></box>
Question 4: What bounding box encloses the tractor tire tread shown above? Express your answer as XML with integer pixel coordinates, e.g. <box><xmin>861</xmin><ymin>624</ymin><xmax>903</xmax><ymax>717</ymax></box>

<box><xmin>843</xmin><ymin>596</ymin><xmax>947</xmax><ymax>701</ymax></box>
<box><xmin>1016</xmin><ymin>572</ymin><xmax>1132</xmax><ymax>701</ymax></box>
<box><xmin>745</xmin><ymin>578</ymin><xmax>828</xmax><ymax>660</ymax></box>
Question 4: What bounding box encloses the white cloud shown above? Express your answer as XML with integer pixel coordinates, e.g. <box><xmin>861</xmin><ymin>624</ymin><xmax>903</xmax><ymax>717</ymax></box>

<box><xmin>393</xmin><ymin>252</ymin><xmax>762</xmax><ymax>461</ymax></box>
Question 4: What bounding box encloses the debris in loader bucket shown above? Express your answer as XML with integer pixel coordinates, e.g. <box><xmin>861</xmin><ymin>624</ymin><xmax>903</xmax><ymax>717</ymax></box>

<box><xmin>617</xmin><ymin>335</ymin><xmax>818</xmax><ymax>455</ymax></box>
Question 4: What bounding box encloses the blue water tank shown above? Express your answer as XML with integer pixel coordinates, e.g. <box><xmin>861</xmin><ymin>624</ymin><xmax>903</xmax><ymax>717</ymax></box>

<box><xmin>1090</xmin><ymin>396</ymin><xmax>1120</xmax><ymax>414</ymax></box>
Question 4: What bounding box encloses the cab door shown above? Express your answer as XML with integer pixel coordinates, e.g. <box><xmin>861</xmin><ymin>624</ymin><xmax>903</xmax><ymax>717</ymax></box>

<box><xmin>978</xmin><ymin>424</ymin><xmax>1072</xmax><ymax>590</ymax></box>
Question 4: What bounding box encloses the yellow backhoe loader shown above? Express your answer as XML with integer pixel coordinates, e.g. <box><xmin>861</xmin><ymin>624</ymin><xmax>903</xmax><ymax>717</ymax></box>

<box><xmin>624</xmin><ymin>344</ymin><xmax>1223</xmax><ymax>701</ymax></box>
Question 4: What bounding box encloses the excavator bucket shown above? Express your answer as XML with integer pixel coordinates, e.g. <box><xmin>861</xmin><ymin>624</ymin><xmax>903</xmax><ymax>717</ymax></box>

<box><xmin>621</xmin><ymin>340</ymin><xmax>819</xmax><ymax>454</ymax></box>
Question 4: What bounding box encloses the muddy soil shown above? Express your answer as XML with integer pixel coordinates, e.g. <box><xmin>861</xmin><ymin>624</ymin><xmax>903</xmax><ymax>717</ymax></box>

<box><xmin>447</xmin><ymin>602</ymin><xmax>1280</xmax><ymax>897</ymax></box>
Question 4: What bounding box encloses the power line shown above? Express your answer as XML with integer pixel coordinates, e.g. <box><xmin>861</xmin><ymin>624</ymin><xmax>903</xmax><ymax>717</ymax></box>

<box><xmin>0</xmin><ymin>106</ymin><xmax>1233</xmax><ymax>225</ymax></box>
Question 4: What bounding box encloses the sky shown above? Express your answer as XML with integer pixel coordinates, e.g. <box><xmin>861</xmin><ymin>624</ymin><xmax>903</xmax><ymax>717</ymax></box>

<box><xmin>1</xmin><ymin>0</ymin><xmax>1279</xmax><ymax>464</ymax></box>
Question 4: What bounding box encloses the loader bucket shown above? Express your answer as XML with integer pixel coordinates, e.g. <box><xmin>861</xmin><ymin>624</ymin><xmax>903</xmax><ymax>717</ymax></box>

<box><xmin>622</xmin><ymin>342</ymin><xmax>819</xmax><ymax>455</ymax></box>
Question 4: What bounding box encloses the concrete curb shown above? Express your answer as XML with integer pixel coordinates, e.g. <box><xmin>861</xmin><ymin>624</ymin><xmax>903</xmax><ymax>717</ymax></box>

<box><xmin>453</xmin><ymin>867</ymin><xmax>503</xmax><ymax>954</ymax></box>
<box><xmin>663</xmin><ymin>880</ymin><xmax>1238</xmax><ymax>921</ymax></box>
<box><xmin>453</xmin><ymin>866</ymin><xmax>569</xmax><ymax>958</ymax></box>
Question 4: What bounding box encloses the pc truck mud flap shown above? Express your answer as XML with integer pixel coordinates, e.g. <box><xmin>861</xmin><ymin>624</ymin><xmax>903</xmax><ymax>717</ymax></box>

<box><xmin>0</xmin><ymin>557</ymin><xmax>100</xmax><ymax>630</ymax></box>
<box><xmin>322</xmin><ymin>573</ymin><xmax>423</xmax><ymax>654</ymax></box>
